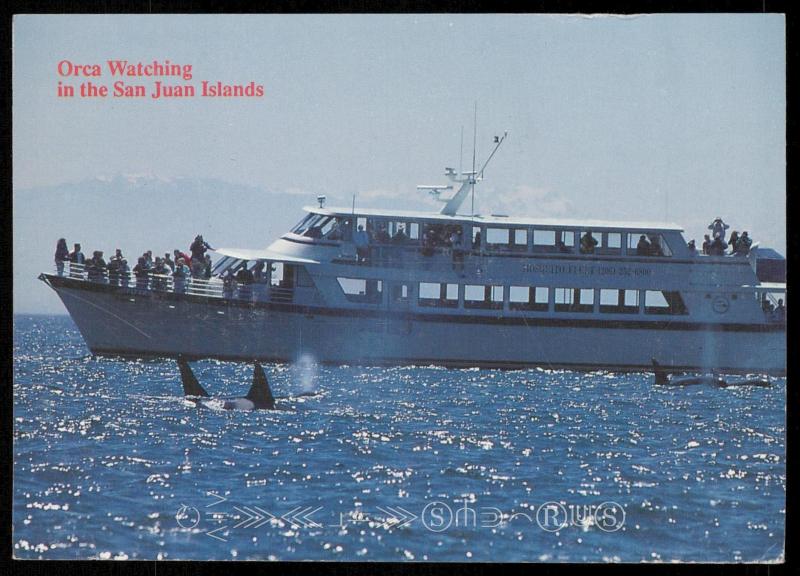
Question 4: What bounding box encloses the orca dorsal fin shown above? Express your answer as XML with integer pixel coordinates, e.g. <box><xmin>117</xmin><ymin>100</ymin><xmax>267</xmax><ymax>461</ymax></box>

<box><xmin>178</xmin><ymin>358</ymin><xmax>210</xmax><ymax>397</ymax></box>
<box><xmin>651</xmin><ymin>358</ymin><xmax>670</xmax><ymax>386</ymax></box>
<box><xmin>246</xmin><ymin>363</ymin><xmax>275</xmax><ymax>409</ymax></box>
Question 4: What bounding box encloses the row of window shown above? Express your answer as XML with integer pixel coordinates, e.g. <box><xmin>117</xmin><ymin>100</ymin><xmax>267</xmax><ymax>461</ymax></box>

<box><xmin>291</xmin><ymin>213</ymin><xmax>674</xmax><ymax>257</ymax></box>
<box><xmin>336</xmin><ymin>277</ymin><xmax>688</xmax><ymax>315</ymax></box>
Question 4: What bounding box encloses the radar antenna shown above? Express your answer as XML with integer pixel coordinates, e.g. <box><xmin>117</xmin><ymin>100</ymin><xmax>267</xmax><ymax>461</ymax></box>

<box><xmin>424</xmin><ymin>129</ymin><xmax>507</xmax><ymax>217</ymax></box>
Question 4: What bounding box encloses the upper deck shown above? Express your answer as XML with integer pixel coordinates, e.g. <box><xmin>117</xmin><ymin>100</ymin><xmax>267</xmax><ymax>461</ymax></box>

<box><xmin>280</xmin><ymin>205</ymin><xmax>693</xmax><ymax>263</ymax></box>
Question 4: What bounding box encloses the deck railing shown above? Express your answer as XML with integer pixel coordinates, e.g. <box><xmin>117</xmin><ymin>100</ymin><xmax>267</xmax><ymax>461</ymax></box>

<box><xmin>53</xmin><ymin>261</ymin><xmax>293</xmax><ymax>303</ymax></box>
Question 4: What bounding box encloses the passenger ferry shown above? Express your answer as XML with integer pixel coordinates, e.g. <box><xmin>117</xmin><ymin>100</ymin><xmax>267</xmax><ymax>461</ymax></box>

<box><xmin>40</xmin><ymin>136</ymin><xmax>786</xmax><ymax>374</ymax></box>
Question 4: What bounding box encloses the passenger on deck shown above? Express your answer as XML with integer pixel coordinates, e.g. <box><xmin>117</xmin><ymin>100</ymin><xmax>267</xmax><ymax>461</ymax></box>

<box><xmin>172</xmin><ymin>258</ymin><xmax>189</xmax><ymax>293</ymax></box>
<box><xmin>161</xmin><ymin>256</ymin><xmax>173</xmax><ymax>275</ymax></box>
<box><xmin>164</xmin><ymin>253</ymin><xmax>175</xmax><ymax>271</ymax></box>
<box><xmin>108</xmin><ymin>249</ymin><xmax>124</xmax><ymax>284</ymax></box>
<box><xmin>579</xmin><ymin>231</ymin><xmax>598</xmax><ymax>254</ymax></box>
<box><xmin>472</xmin><ymin>230</ymin><xmax>482</xmax><ymax>250</ymax></box>
<box><xmin>107</xmin><ymin>253</ymin><xmax>120</xmax><ymax>285</ymax></box>
<box><xmin>709</xmin><ymin>233</ymin><xmax>727</xmax><ymax>256</ymax></box>
<box><xmin>636</xmin><ymin>235</ymin><xmax>651</xmax><ymax>256</ymax></box>
<box><xmin>222</xmin><ymin>269</ymin><xmax>235</xmax><ymax>298</ymax></box>
<box><xmin>708</xmin><ymin>217</ymin><xmax>730</xmax><ymax>242</ymax></box>
<box><xmin>144</xmin><ymin>250</ymin><xmax>154</xmax><ymax>266</ymax></box>
<box><xmin>762</xmin><ymin>297</ymin><xmax>774</xmax><ymax>314</ymax></box>
<box><xmin>701</xmin><ymin>234</ymin><xmax>712</xmax><ymax>255</ymax></box>
<box><xmin>69</xmin><ymin>243</ymin><xmax>85</xmax><ymax>265</ymax></box>
<box><xmin>774</xmin><ymin>299</ymin><xmax>785</xmax><ymax>321</ymax></box>
<box><xmin>252</xmin><ymin>260</ymin><xmax>266</xmax><ymax>283</ymax></box>
<box><xmin>190</xmin><ymin>235</ymin><xmax>214</xmax><ymax>263</ymax></box>
<box><xmin>449</xmin><ymin>229</ymin><xmax>461</xmax><ymax>248</ymax></box>
<box><xmin>88</xmin><ymin>251</ymin><xmax>107</xmax><ymax>282</ymax></box>
<box><xmin>173</xmin><ymin>249</ymin><xmax>190</xmax><ymax>267</ymax></box>
<box><xmin>191</xmin><ymin>258</ymin><xmax>205</xmax><ymax>278</ymax></box>
<box><xmin>119</xmin><ymin>259</ymin><xmax>130</xmax><ymax>285</ymax></box>
<box><xmin>203</xmin><ymin>254</ymin><xmax>213</xmax><ymax>279</ymax></box>
<box><xmin>375</xmin><ymin>224</ymin><xmax>391</xmax><ymax>244</ymax></box>
<box><xmin>55</xmin><ymin>238</ymin><xmax>70</xmax><ymax>276</ymax></box>
<box><xmin>687</xmin><ymin>239</ymin><xmax>697</xmax><ymax>256</ymax></box>
<box><xmin>354</xmin><ymin>225</ymin><xmax>370</xmax><ymax>263</ymax></box>
<box><xmin>150</xmin><ymin>257</ymin><xmax>169</xmax><ymax>290</ymax></box>
<box><xmin>236</xmin><ymin>263</ymin><xmax>254</xmax><ymax>284</ymax></box>
<box><xmin>451</xmin><ymin>229</ymin><xmax>465</xmax><ymax>271</ymax></box>
<box><xmin>392</xmin><ymin>225</ymin><xmax>408</xmax><ymax>244</ymax></box>
<box><xmin>134</xmin><ymin>257</ymin><xmax>149</xmax><ymax>289</ymax></box>
<box><xmin>235</xmin><ymin>264</ymin><xmax>254</xmax><ymax>299</ymax></box>
<box><xmin>734</xmin><ymin>231</ymin><xmax>752</xmax><ymax>256</ymax></box>
<box><xmin>727</xmin><ymin>231</ymin><xmax>740</xmax><ymax>255</ymax></box>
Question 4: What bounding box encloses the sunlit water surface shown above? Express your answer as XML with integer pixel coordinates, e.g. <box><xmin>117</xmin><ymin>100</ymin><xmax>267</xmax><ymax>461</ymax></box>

<box><xmin>13</xmin><ymin>315</ymin><xmax>785</xmax><ymax>561</ymax></box>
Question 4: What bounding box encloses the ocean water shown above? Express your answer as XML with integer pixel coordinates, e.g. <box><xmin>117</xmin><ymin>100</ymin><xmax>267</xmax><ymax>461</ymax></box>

<box><xmin>13</xmin><ymin>315</ymin><xmax>785</xmax><ymax>562</ymax></box>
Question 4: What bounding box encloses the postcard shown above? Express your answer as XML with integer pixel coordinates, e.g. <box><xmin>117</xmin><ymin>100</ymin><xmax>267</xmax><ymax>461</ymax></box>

<box><xmin>12</xmin><ymin>13</ymin><xmax>786</xmax><ymax>562</ymax></box>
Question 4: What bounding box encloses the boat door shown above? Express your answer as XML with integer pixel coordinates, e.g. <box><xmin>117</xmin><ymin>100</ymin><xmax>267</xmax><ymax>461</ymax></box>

<box><xmin>388</xmin><ymin>281</ymin><xmax>413</xmax><ymax>335</ymax></box>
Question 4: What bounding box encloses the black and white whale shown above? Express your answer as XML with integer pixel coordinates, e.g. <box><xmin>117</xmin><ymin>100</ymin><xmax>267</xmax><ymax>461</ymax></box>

<box><xmin>179</xmin><ymin>358</ymin><xmax>276</xmax><ymax>410</ymax></box>
<box><xmin>651</xmin><ymin>359</ymin><xmax>770</xmax><ymax>388</ymax></box>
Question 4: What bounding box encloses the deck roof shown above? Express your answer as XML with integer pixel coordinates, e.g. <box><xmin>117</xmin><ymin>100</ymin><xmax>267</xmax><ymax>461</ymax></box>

<box><xmin>305</xmin><ymin>206</ymin><xmax>684</xmax><ymax>233</ymax></box>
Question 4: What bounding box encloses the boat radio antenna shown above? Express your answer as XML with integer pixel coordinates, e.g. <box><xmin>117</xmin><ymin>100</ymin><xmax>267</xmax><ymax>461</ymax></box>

<box><xmin>419</xmin><ymin>107</ymin><xmax>509</xmax><ymax>216</ymax></box>
<box><xmin>459</xmin><ymin>125</ymin><xmax>464</xmax><ymax>178</ymax></box>
<box><xmin>471</xmin><ymin>102</ymin><xmax>477</xmax><ymax>218</ymax></box>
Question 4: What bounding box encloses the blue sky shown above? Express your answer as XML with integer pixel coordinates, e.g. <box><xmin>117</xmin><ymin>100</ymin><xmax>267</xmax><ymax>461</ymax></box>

<box><xmin>13</xmin><ymin>14</ymin><xmax>785</xmax><ymax>313</ymax></box>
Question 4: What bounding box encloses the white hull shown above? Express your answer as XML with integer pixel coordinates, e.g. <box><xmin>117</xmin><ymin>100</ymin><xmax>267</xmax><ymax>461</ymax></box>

<box><xmin>51</xmin><ymin>279</ymin><xmax>785</xmax><ymax>374</ymax></box>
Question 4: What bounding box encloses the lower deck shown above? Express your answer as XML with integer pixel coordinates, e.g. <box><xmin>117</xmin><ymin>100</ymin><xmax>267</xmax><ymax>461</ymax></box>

<box><xmin>42</xmin><ymin>274</ymin><xmax>786</xmax><ymax>375</ymax></box>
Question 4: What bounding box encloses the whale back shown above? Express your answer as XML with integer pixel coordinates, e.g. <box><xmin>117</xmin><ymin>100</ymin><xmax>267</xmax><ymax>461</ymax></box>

<box><xmin>246</xmin><ymin>363</ymin><xmax>275</xmax><ymax>409</ymax></box>
<box><xmin>178</xmin><ymin>358</ymin><xmax>210</xmax><ymax>397</ymax></box>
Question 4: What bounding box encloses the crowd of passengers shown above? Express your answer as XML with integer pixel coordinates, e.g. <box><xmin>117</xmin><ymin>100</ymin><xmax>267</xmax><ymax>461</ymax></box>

<box><xmin>351</xmin><ymin>222</ymin><xmax>472</xmax><ymax>264</ymax></box>
<box><xmin>54</xmin><ymin>235</ymin><xmax>215</xmax><ymax>291</ymax></box>
<box><xmin>312</xmin><ymin>216</ymin><xmax>755</xmax><ymax>263</ymax></box>
<box><xmin>761</xmin><ymin>296</ymin><xmax>786</xmax><ymax>322</ymax></box>
<box><xmin>685</xmin><ymin>218</ymin><xmax>754</xmax><ymax>257</ymax></box>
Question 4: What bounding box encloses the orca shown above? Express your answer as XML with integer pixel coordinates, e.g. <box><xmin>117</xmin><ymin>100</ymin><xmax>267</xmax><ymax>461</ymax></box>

<box><xmin>178</xmin><ymin>358</ymin><xmax>276</xmax><ymax>410</ymax></box>
<box><xmin>715</xmin><ymin>377</ymin><xmax>771</xmax><ymax>388</ymax></box>
<box><xmin>651</xmin><ymin>359</ymin><xmax>770</xmax><ymax>388</ymax></box>
<box><xmin>651</xmin><ymin>358</ymin><xmax>725</xmax><ymax>387</ymax></box>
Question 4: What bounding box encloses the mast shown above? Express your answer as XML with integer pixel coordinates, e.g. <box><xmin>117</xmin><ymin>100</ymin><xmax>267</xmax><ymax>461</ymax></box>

<box><xmin>435</xmin><ymin>130</ymin><xmax>508</xmax><ymax>217</ymax></box>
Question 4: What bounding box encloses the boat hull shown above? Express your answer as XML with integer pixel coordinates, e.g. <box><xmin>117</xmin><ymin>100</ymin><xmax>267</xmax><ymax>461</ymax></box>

<box><xmin>44</xmin><ymin>275</ymin><xmax>786</xmax><ymax>375</ymax></box>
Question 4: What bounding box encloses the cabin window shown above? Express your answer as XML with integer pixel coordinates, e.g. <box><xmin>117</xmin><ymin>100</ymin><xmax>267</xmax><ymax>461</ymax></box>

<box><xmin>486</xmin><ymin>227</ymin><xmax>510</xmax><ymax>246</ymax></box>
<box><xmin>291</xmin><ymin>213</ymin><xmax>316</xmax><ymax>235</ymax></box>
<box><xmin>644</xmin><ymin>290</ymin><xmax>688</xmax><ymax>315</ymax></box>
<box><xmin>554</xmin><ymin>287</ymin><xmax>594</xmax><ymax>312</ymax></box>
<box><xmin>598</xmin><ymin>232</ymin><xmax>622</xmax><ymax>255</ymax></box>
<box><xmin>533</xmin><ymin>229</ymin><xmax>555</xmax><ymax>252</ymax></box>
<box><xmin>464</xmin><ymin>284</ymin><xmax>504</xmax><ymax>310</ymax></box>
<box><xmin>303</xmin><ymin>215</ymin><xmax>334</xmax><ymax>238</ymax></box>
<box><xmin>484</xmin><ymin>227</ymin><xmax>526</xmax><ymax>252</ymax></box>
<box><xmin>534</xmin><ymin>229</ymin><xmax>574</xmax><ymax>253</ymax></box>
<box><xmin>509</xmin><ymin>286</ymin><xmax>549</xmax><ymax>311</ymax></box>
<box><xmin>391</xmin><ymin>283</ymin><xmax>412</xmax><ymax>302</ymax></box>
<box><xmin>270</xmin><ymin>262</ymin><xmax>285</xmax><ymax>286</ymax></box>
<box><xmin>599</xmin><ymin>288</ymin><xmax>639</xmax><ymax>314</ymax></box>
<box><xmin>325</xmin><ymin>217</ymin><xmax>353</xmax><ymax>241</ymax></box>
<box><xmin>418</xmin><ymin>282</ymin><xmax>458</xmax><ymax>308</ymax></box>
<box><xmin>337</xmin><ymin>277</ymin><xmax>383</xmax><ymax>304</ymax></box>
<box><xmin>628</xmin><ymin>233</ymin><xmax>673</xmax><ymax>257</ymax></box>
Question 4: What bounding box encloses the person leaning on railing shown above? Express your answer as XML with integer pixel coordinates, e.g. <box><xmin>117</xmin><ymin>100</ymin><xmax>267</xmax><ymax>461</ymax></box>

<box><xmin>55</xmin><ymin>238</ymin><xmax>70</xmax><ymax>276</ymax></box>
<box><xmin>173</xmin><ymin>258</ymin><xmax>190</xmax><ymax>293</ymax></box>
<box><xmin>133</xmin><ymin>257</ymin><xmax>150</xmax><ymax>289</ymax></box>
